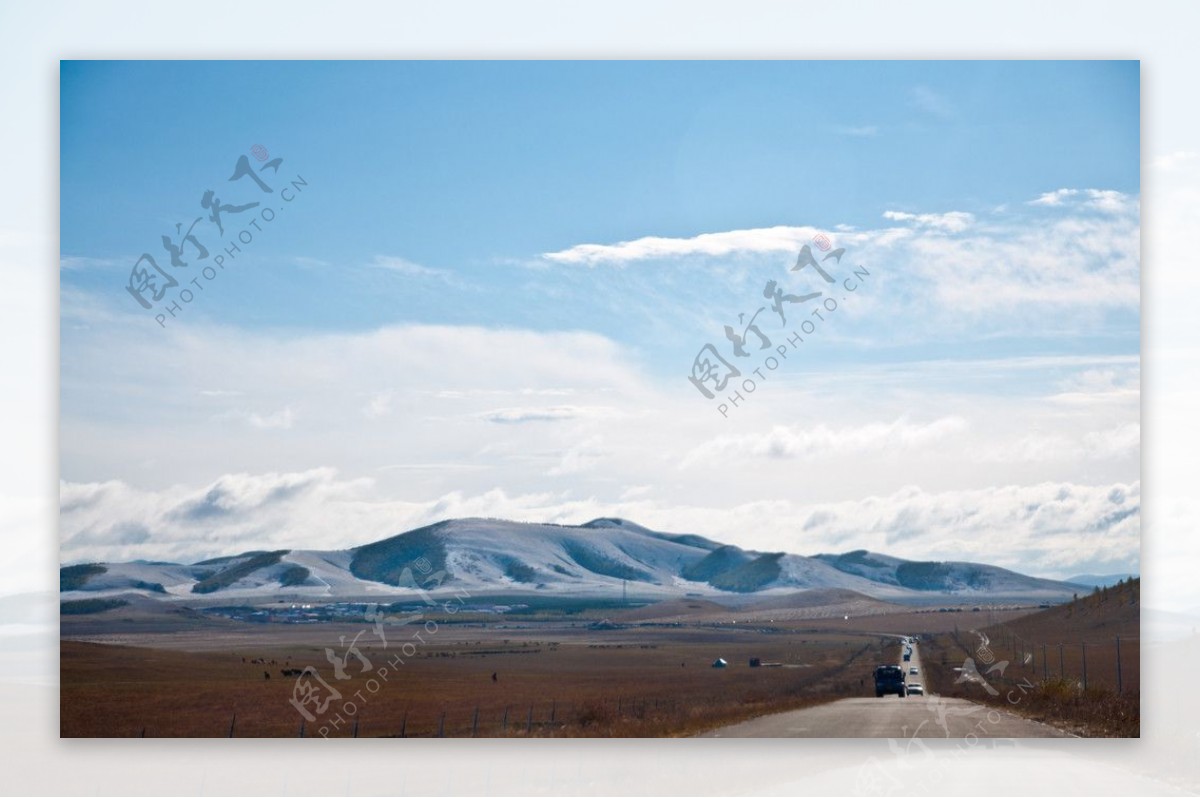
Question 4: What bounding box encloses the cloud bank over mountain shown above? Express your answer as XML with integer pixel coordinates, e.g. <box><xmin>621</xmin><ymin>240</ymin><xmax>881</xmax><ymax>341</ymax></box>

<box><xmin>60</xmin><ymin>189</ymin><xmax>1140</xmax><ymax>583</ymax></box>
<box><xmin>61</xmin><ymin>467</ymin><xmax>1138</xmax><ymax>581</ymax></box>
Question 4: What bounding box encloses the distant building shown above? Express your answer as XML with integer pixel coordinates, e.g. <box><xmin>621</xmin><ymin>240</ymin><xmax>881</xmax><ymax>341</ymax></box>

<box><xmin>712</xmin><ymin>658</ymin><xmax>728</xmax><ymax>668</ymax></box>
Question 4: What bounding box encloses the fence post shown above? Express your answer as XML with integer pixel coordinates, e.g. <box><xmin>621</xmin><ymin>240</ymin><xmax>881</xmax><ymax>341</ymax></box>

<box><xmin>1116</xmin><ymin>635</ymin><xmax>1122</xmax><ymax>694</ymax></box>
<box><xmin>550</xmin><ymin>700</ymin><xmax>556</xmax><ymax>723</ymax></box>
<box><xmin>526</xmin><ymin>705</ymin><xmax>533</xmax><ymax>734</ymax></box>
<box><xmin>352</xmin><ymin>717</ymin><xmax>359</xmax><ymax>738</ymax></box>
<box><xmin>472</xmin><ymin>706</ymin><xmax>479</xmax><ymax>737</ymax></box>
<box><xmin>227</xmin><ymin>713</ymin><xmax>236</xmax><ymax>738</ymax></box>
<box><xmin>1081</xmin><ymin>642</ymin><xmax>1088</xmax><ymax>690</ymax></box>
<box><xmin>400</xmin><ymin>712</ymin><xmax>407</xmax><ymax>738</ymax></box>
<box><xmin>299</xmin><ymin>720</ymin><xmax>305</xmax><ymax>738</ymax></box>
<box><xmin>437</xmin><ymin>711</ymin><xmax>445</xmax><ymax>738</ymax></box>
<box><xmin>502</xmin><ymin>706</ymin><xmax>509</xmax><ymax>731</ymax></box>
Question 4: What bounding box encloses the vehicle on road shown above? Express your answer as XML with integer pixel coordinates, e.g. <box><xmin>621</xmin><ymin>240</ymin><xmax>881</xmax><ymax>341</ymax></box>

<box><xmin>909</xmin><ymin>667</ymin><xmax>919</xmax><ymax>675</ymax></box>
<box><xmin>874</xmin><ymin>664</ymin><xmax>907</xmax><ymax>698</ymax></box>
<box><xmin>907</xmin><ymin>683</ymin><xmax>924</xmax><ymax>695</ymax></box>
<box><xmin>903</xmin><ymin>652</ymin><xmax>911</xmax><ymax>662</ymax></box>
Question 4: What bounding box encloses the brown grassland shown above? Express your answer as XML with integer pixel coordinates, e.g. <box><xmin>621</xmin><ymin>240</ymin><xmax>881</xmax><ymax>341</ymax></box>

<box><xmin>917</xmin><ymin>579</ymin><xmax>1140</xmax><ymax>737</ymax></box>
<box><xmin>62</xmin><ymin>621</ymin><xmax>887</xmax><ymax>737</ymax></box>
<box><xmin>60</xmin><ymin>588</ymin><xmax>1138</xmax><ymax>737</ymax></box>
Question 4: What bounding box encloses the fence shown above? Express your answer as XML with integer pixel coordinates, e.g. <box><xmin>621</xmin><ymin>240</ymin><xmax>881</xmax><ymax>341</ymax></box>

<box><xmin>948</xmin><ymin>627</ymin><xmax>1138</xmax><ymax>694</ymax></box>
<box><xmin>133</xmin><ymin>696</ymin><xmax>689</xmax><ymax>737</ymax></box>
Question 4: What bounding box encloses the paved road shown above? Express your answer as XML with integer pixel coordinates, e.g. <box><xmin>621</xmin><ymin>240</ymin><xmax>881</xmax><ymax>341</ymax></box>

<box><xmin>703</xmin><ymin>637</ymin><xmax>1067</xmax><ymax>738</ymax></box>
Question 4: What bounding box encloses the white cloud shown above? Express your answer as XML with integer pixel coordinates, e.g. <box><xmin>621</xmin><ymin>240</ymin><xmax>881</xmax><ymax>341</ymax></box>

<box><xmin>547</xmin><ymin>435</ymin><xmax>607</xmax><ymax>476</ymax></box>
<box><xmin>1047</xmin><ymin>387</ymin><xmax>1139</xmax><ymax>406</ymax></box>
<box><xmin>893</xmin><ymin>207</ymin><xmax>1139</xmax><ymax>311</ymax></box>
<box><xmin>217</xmin><ymin>406</ymin><xmax>297</xmax><ymax>430</ymax></box>
<box><xmin>1029</xmin><ymin>188</ymin><xmax>1080</xmax><ymax>207</ymax></box>
<box><xmin>542</xmin><ymin>225</ymin><xmax>824</xmax><ymax>266</ymax></box>
<box><xmin>980</xmin><ymin>423</ymin><xmax>1139</xmax><ymax>464</ymax></box>
<box><xmin>1082</xmin><ymin>423</ymin><xmax>1141</xmax><ymax>459</ymax></box>
<box><xmin>1029</xmin><ymin>188</ymin><xmax>1135</xmax><ymax>213</ymax></box>
<box><xmin>1085</xmin><ymin>189</ymin><xmax>1131</xmax><ymax>213</ymax></box>
<box><xmin>881</xmin><ymin>210</ymin><xmax>974</xmax><ymax>232</ymax></box>
<box><xmin>478</xmin><ymin>405</ymin><xmax>615</xmax><ymax>424</ymax></box>
<box><xmin>838</xmin><ymin>125</ymin><xmax>879</xmax><ymax>137</ymax></box>
<box><xmin>784</xmin><ymin>480</ymin><xmax>1140</xmax><ymax>576</ymax></box>
<box><xmin>367</xmin><ymin>255</ymin><xmax>474</xmax><ymax>289</ymax></box>
<box><xmin>369</xmin><ymin>255</ymin><xmax>448</xmax><ymax>278</ymax></box>
<box><xmin>536</xmin><ymin>192</ymin><xmax>1138</xmax><ymax>325</ymax></box>
<box><xmin>683</xmin><ymin>417</ymin><xmax>968</xmax><ymax>466</ymax></box>
<box><xmin>59</xmin><ymin>311</ymin><xmax>1139</xmax><ymax>536</ymax></box>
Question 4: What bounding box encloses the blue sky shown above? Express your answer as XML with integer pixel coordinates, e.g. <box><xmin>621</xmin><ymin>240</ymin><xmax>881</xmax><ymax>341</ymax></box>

<box><xmin>60</xmin><ymin>61</ymin><xmax>1141</xmax><ymax>578</ymax></box>
<box><xmin>61</xmin><ymin>61</ymin><xmax>1138</xmax><ymax>336</ymax></box>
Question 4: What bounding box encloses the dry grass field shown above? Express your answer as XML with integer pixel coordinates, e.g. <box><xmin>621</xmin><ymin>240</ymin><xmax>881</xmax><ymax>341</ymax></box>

<box><xmin>61</xmin><ymin>619</ymin><xmax>887</xmax><ymax>737</ymax></box>
<box><xmin>918</xmin><ymin>580</ymin><xmax>1140</xmax><ymax>737</ymax></box>
<box><xmin>61</xmin><ymin>589</ymin><xmax>1119</xmax><ymax>737</ymax></box>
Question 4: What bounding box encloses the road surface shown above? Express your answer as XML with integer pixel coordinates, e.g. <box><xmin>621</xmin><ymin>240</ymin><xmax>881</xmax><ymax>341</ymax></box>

<box><xmin>702</xmin><ymin>636</ymin><xmax>1068</xmax><ymax>738</ymax></box>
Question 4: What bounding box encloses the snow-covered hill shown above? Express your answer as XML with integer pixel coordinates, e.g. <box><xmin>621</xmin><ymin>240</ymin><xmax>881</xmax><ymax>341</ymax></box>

<box><xmin>813</xmin><ymin>549</ymin><xmax>1081</xmax><ymax>596</ymax></box>
<box><xmin>60</xmin><ymin>517</ymin><xmax>1081</xmax><ymax>603</ymax></box>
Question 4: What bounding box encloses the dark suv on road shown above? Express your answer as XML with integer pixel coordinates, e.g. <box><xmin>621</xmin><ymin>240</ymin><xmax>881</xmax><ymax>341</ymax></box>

<box><xmin>874</xmin><ymin>664</ymin><xmax>907</xmax><ymax>697</ymax></box>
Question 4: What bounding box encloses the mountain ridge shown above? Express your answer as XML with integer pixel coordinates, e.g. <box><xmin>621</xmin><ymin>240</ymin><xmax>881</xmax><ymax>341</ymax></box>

<box><xmin>60</xmin><ymin>516</ymin><xmax>1083</xmax><ymax>603</ymax></box>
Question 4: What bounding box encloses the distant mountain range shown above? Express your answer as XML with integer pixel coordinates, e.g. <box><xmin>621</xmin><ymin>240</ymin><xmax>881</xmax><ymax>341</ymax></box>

<box><xmin>60</xmin><ymin>517</ymin><xmax>1085</xmax><ymax>603</ymax></box>
<box><xmin>1065</xmin><ymin>573</ymin><xmax>1139</xmax><ymax>589</ymax></box>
